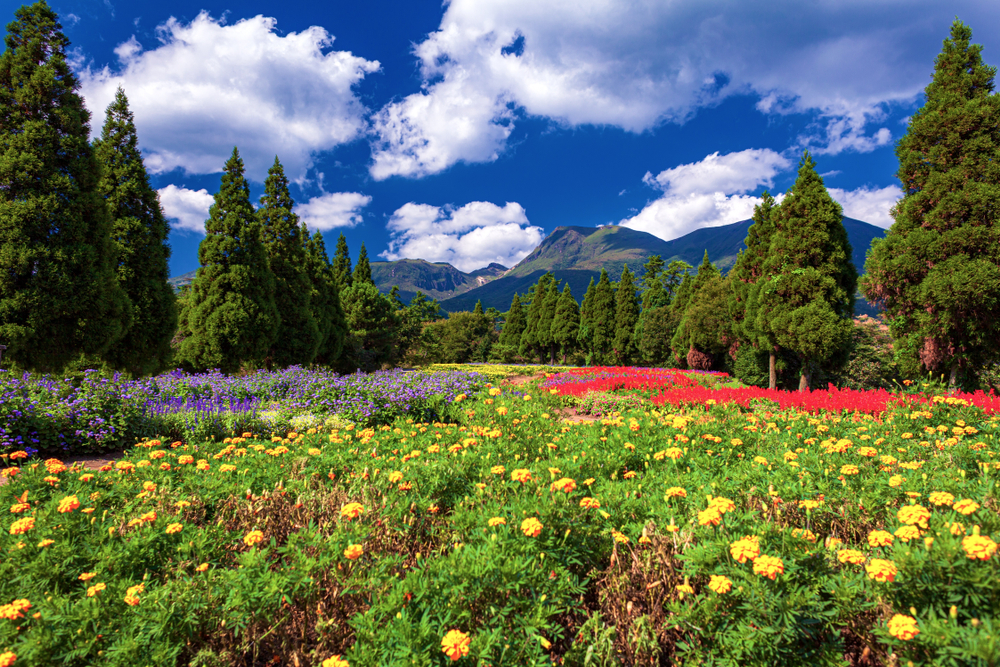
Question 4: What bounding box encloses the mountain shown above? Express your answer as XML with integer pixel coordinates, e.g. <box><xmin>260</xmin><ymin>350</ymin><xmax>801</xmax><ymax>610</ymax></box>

<box><xmin>168</xmin><ymin>269</ymin><xmax>197</xmax><ymax>291</ymax></box>
<box><xmin>370</xmin><ymin>259</ymin><xmax>506</xmax><ymax>304</ymax></box>
<box><xmin>439</xmin><ymin>218</ymin><xmax>886</xmax><ymax>312</ymax></box>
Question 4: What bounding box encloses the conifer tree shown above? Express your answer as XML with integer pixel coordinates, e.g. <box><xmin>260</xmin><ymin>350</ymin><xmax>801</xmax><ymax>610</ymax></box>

<box><xmin>577</xmin><ymin>277</ymin><xmax>597</xmax><ymax>364</ymax></box>
<box><xmin>758</xmin><ymin>153</ymin><xmax>856</xmax><ymax>391</ymax></box>
<box><xmin>304</xmin><ymin>228</ymin><xmax>347</xmax><ymax>365</ymax></box>
<box><xmin>862</xmin><ymin>21</ymin><xmax>1000</xmax><ymax>386</ymax></box>
<box><xmin>497</xmin><ymin>293</ymin><xmax>526</xmax><ymax>350</ymax></box>
<box><xmin>353</xmin><ymin>242</ymin><xmax>373</xmax><ymax>285</ymax></box>
<box><xmin>179</xmin><ymin>148</ymin><xmax>279</xmax><ymax>372</ymax></box>
<box><xmin>590</xmin><ymin>269</ymin><xmax>616</xmax><ymax>365</ymax></box>
<box><xmin>551</xmin><ymin>284</ymin><xmax>580</xmax><ymax>363</ymax></box>
<box><xmin>332</xmin><ymin>233</ymin><xmax>353</xmax><ymax>291</ymax></box>
<box><xmin>258</xmin><ymin>157</ymin><xmax>319</xmax><ymax>367</ymax></box>
<box><xmin>671</xmin><ymin>253</ymin><xmax>722</xmax><ymax>366</ymax></box>
<box><xmin>93</xmin><ymin>87</ymin><xmax>176</xmax><ymax>375</ymax></box>
<box><xmin>520</xmin><ymin>274</ymin><xmax>555</xmax><ymax>361</ymax></box>
<box><xmin>612</xmin><ymin>265</ymin><xmax>640</xmax><ymax>364</ymax></box>
<box><xmin>473</xmin><ymin>300</ymin><xmax>484</xmax><ymax>315</ymax></box>
<box><xmin>729</xmin><ymin>192</ymin><xmax>780</xmax><ymax>387</ymax></box>
<box><xmin>339</xmin><ymin>281</ymin><xmax>398</xmax><ymax>372</ymax></box>
<box><xmin>0</xmin><ymin>1</ymin><xmax>130</xmax><ymax>371</ymax></box>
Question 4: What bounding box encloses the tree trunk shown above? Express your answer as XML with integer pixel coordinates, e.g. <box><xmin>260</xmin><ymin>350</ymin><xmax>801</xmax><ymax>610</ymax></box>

<box><xmin>769</xmin><ymin>352</ymin><xmax>777</xmax><ymax>390</ymax></box>
<box><xmin>799</xmin><ymin>360</ymin><xmax>811</xmax><ymax>392</ymax></box>
<box><xmin>949</xmin><ymin>364</ymin><xmax>959</xmax><ymax>388</ymax></box>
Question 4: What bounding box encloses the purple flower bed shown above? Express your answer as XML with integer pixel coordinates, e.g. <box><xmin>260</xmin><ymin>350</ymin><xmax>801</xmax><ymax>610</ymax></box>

<box><xmin>0</xmin><ymin>367</ymin><xmax>487</xmax><ymax>457</ymax></box>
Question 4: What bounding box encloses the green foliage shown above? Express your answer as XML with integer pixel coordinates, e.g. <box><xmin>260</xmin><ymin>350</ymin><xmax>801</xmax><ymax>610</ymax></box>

<box><xmin>520</xmin><ymin>273</ymin><xmax>556</xmax><ymax>362</ymax></box>
<box><xmin>303</xmin><ymin>229</ymin><xmax>347</xmax><ymax>366</ymax></box>
<box><xmin>551</xmin><ymin>284</ymin><xmax>581</xmax><ymax>363</ymax></box>
<box><xmin>861</xmin><ymin>20</ymin><xmax>1000</xmax><ymax>384</ymax></box>
<box><xmin>612</xmin><ymin>265</ymin><xmax>640</xmax><ymax>364</ymax></box>
<box><xmin>258</xmin><ymin>158</ymin><xmax>320</xmax><ymax>367</ymax></box>
<box><xmin>353</xmin><ymin>242</ymin><xmax>373</xmax><ymax>285</ymax></box>
<box><xmin>837</xmin><ymin>316</ymin><xmax>902</xmax><ymax>391</ymax></box>
<box><xmin>339</xmin><ymin>281</ymin><xmax>399</xmax><ymax>372</ymax></box>
<box><xmin>179</xmin><ymin>148</ymin><xmax>279</xmax><ymax>373</ymax></box>
<box><xmin>332</xmin><ymin>233</ymin><xmax>353</xmax><ymax>291</ymax></box>
<box><xmin>671</xmin><ymin>254</ymin><xmax>723</xmax><ymax>368</ymax></box>
<box><xmin>493</xmin><ymin>293</ymin><xmax>528</xmax><ymax>363</ymax></box>
<box><xmin>421</xmin><ymin>310</ymin><xmax>496</xmax><ymax>364</ymax></box>
<box><xmin>638</xmin><ymin>306</ymin><xmax>676</xmax><ymax>367</ymax></box>
<box><xmin>0</xmin><ymin>1</ymin><xmax>130</xmax><ymax>371</ymax></box>
<box><xmin>588</xmin><ymin>270</ymin><xmax>616</xmax><ymax>365</ymax></box>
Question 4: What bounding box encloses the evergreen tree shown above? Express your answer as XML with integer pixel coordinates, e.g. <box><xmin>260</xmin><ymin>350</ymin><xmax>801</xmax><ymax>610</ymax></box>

<box><xmin>758</xmin><ymin>153</ymin><xmax>857</xmax><ymax>391</ymax></box>
<box><xmin>675</xmin><ymin>274</ymin><xmax>735</xmax><ymax>370</ymax></box>
<box><xmin>303</xmin><ymin>228</ymin><xmax>347</xmax><ymax>366</ymax></box>
<box><xmin>353</xmin><ymin>242</ymin><xmax>373</xmax><ymax>285</ymax></box>
<box><xmin>497</xmin><ymin>293</ymin><xmax>526</xmax><ymax>348</ymax></box>
<box><xmin>340</xmin><ymin>281</ymin><xmax>398</xmax><ymax>372</ymax></box>
<box><xmin>258</xmin><ymin>157</ymin><xmax>320</xmax><ymax>367</ymax></box>
<box><xmin>612</xmin><ymin>264</ymin><xmax>640</xmax><ymax>364</ymax></box>
<box><xmin>93</xmin><ymin>87</ymin><xmax>176</xmax><ymax>375</ymax></box>
<box><xmin>662</xmin><ymin>260</ymin><xmax>693</xmax><ymax>300</ymax></box>
<box><xmin>576</xmin><ymin>277</ymin><xmax>597</xmax><ymax>364</ymax></box>
<box><xmin>862</xmin><ymin>20</ymin><xmax>1000</xmax><ymax>386</ymax></box>
<box><xmin>551</xmin><ymin>284</ymin><xmax>580</xmax><ymax>363</ymax></box>
<box><xmin>639</xmin><ymin>255</ymin><xmax>665</xmax><ymax>292</ymax></box>
<box><xmin>473</xmin><ymin>300</ymin><xmax>484</xmax><ymax>316</ymax></box>
<box><xmin>590</xmin><ymin>269</ymin><xmax>616</xmax><ymax>365</ymax></box>
<box><xmin>0</xmin><ymin>1</ymin><xmax>130</xmax><ymax>371</ymax></box>
<box><xmin>671</xmin><ymin>253</ymin><xmax>721</xmax><ymax>366</ymax></box>
<box><xmin>179</xmin><ymin>148</ymin><xmax>279</xmax><ymax>372</ymax></box>
<box><xmin>638</xmin><ymin>306</ymin><xmax>675</xmax><ymax>367</ymax></box>
<box><xmin>729</xmin><ymin>192</ymin><xmax>780</xmax><ymax>387</ymax></box>
<box><xmin>332</xmin><ymin>233</ymin><xmax>353</xmax><ymax>291</ymax></box>
<box><xmin>520</xmin><ymin>274</ymin><xmax>555</xmax><ymax>361</ymax></box>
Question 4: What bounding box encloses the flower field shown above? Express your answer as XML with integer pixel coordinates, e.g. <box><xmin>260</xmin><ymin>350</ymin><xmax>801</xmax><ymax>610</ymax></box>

<box><xmin>0</xmin><ymin>367</ymin><xmax>998</xmax><ymax>666</ymax></box>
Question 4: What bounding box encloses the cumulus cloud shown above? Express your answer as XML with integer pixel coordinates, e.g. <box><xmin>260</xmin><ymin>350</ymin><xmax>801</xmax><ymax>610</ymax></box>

<box><xmin>829</xmin><ymin>185</ymin><xmax>902</xmax><ymax>228</ymax></box>
<box><xmin>621</xmin><ymin>149</ymin><xmax>790</xmax><ymax>241</ymax></box>
<box><xmin>77</xmin><ymin>12</ymin><xmax>379</xmax><ymax>180</ymax></box>
<box><xmin>295</xmin><ymin>192</ymin><xmax>372</xmax><ymax>232</ymax></box>
<box><xmin>380</xmin><ymin>201</ymin><xmax>543</xmax><ymax>272</ymax></box>
<box><xmin>371</xmin><ymin>0</ymin><xmax>997</xmax><ymax>178</ymax></box>
<box><xmin>157</xmin><ymin>184</ymin><xmax>214</xmax><ymax>234</ymax></box>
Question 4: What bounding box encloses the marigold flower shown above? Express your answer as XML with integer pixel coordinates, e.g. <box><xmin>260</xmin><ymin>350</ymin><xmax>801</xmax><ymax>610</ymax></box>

<box><xmin>441</xmin><ymin>629</ymin><xmax>471</xmax><ymax>661</ymax></box>
<box><xmin>489</xmin><ymin>465</ymin><xmax>505</xmax><ymax>476</ymax></box>
<box><xmin>0</xmin><ymin>468</ymin><xmax>19</xmax><ymax>479</ymax></box>
<box><xmin>165</xmin><ymin>523</ymin><xmax>183</xmax><ymax>535</ymax></box>
<box><xmin>511</xmin><ymin>468</ymin><xmax>532</xmax><ymax>483</ymax></box>
<box><xmin>798</xmin><ymin>499</ymin><xmax>822</xmax><ymax>510</ymax></box>
<box><xmin>344</xmin><ymin>544</ymin><xmax>363</xmax><ymax>560</ymax></box>
<box><xmin>0</xmin><ymin>599</ymin><xmax>30</xmax><ymax>620</ymax></box>
<box><xmin>709</xmin><ymin>497</ymin><xmax>735</xmax><ymax>514</ymax></box>
<box><xmin>9</xmin><ymin>503</ymin><xmax>29</xmax><ymax>514</ymax></box>
<box><xmin>195</xmin><ymin>563</ymin><xmax>209</xmax><ymax>572</ymax></box>
<box><xmin>868</xmin><ymin>530</ymin><xmax>894</xmax><ymax>547</ymax></box>
<box><xmin>866</xmin><ymin>558</ymin><xmax>897</xmax><ymax>582</ymax></box>
<box><xmin>78</xmin><ymin>473</ymin><xmax>94</xmax><ymax>482</ymax></box>
<box><xmin>219</xmin><ymin>464</ymin><xmax>236</xmax><ymax>472</ymax></box>
<box><xmin>124</xmin><ymin>583</ymin><xmax>144</xmax><ymax>606</ymax></box>
<box><xmin>837</xmin><ymin>549</ymin><xmax>866</xmax><ymax>565</ymax></box>
<box><xmin>322</xmin><ymin>656</ymin><xmax>350</xmax><ymax>667</ymax></box>
<box><xmin>753</xmin><ymin>554</ymin><xmax>784</xmax><ymax>580</ymax></box>
<box><xmin>579</xmin><ymin>497</ymin><xmax>600</xmax><ymax>510</ymax></box>
<box><xmin>928</xmin><ymin>491</ymin><xmax>955</xmax><ymax>506</ymax></box>
<box><xmin>857</xmin><ymin>447</ymin><xmax>877</xmax><ymax>457</ymax></box>
<box><xmin>0</xmin><ymin>651</ymin><xmax>14</xmax><ymax>667</ymax></box>
<box><xmin>551</xmin><ymin>477</ymin><xmax>577</xmax><ymax>493</ymax></box>
<box><xmin>949</xmin><ymin>522</ymin><xmax>965</xmax><ymax>536</ymax></box>
<box><xmin>840</xmin><ymin>464</ymin><xmax>860</xmax><ymax>475</ymax></box>
<box><xmin>698</xmin><ymin>507</ymin><xmax>722</xmax><ymax>527</ymax></box>
<box><xmin>675</xmin><ymin>584</ymin><xmax>694</xmax><ymax>596</ymax></box>
<box><xmin>887</xmin><ymin>614</ymin><xmax>919</xmax><ymax>641</ymax></box>
<box><xmin>340</xmin><ymin>503</ymin><xmax>364</xmax><ymax>520</ymax></box>
<box><xmin>953</xmin><ymin>499</ymin><xmax>980</xmax><ymax>515</ymax></box>
<box><xmin>57</xmin><ymin>495</ymin><xmax>80</xmax><ymax>514</ymax></box>
<box><xmin>888</xmin><ymin>475</ymin><xmax>903</xmax><ymax>487</ymax></box>
<box><xmin>79</xmin><ymin>572</ymin><xmax>96</xmax><ymax>581</ymax></box>
<box><xmin>87</xmin><ymin>583</ymin><xmax>106</xmax><ymax>597</ymax></box>
<box><xmin>664</xmin><ymin>487</ymin><xmax>687</xmax><ymax>498</ymax></box>
<box><xmin>9</xmin><ymin>517</ymin><xmax>34</xmax><ymax>535</ymax></box>
<box><xmin>388</xmin><ymin>471</ymin><xmax>403</xmax><ymax>483</ymax></box>
<box><xmin>623</xmin><ymin>471</ymin><xmax>637</xmax><ymax>479</ymax></box>
<box><xmin>177</xmin><ymin>455</ymin><xmax>194</xmax><ymax>465</ymax></box>
<box><xmin>894</xmin><ymin>525</ymin><xmax>920</xmax><ymax>542</ymax></box>
<box><xmin>140</xmin><ymin>511</ymin><xmax>157</xmax><ymax>523</ymax></box>
<box><xmin>708</xmin><ymin>575</ymin><xmax>732</xmax><ymax>594</ymax></box>
<box><xmin>897</xmin><ymin>504</ymin><xmax>930</xmax><ymax>529</ymax></box>
<box><xmin>488</xmin><ymin>517</ymin><xmax>506</xmax><ymax>526</ymax></box>
<box><xmin>962</xmin><ymin>535</ymin><xmax>997</xmax><ymax>561</ymax></box>
<box><xmin>243</xmin><ymin>530</ymin><xmax>265</xmax><ymax>547</ymax></box>
<box><xmin>611</xmin><ymin>530</ymin><xmax>629</xmax><ymax>544</ymax></box>
<box><xmin>521</xmin><ymin>517</ymin><xmax>543</xmax><ymax>537</ymax></box>
<box><xmin>730</xmin><ymin>538</ymin><xmax>760</xmax><ymax>563</ymax></box>
<box><xmin>37</xmin><ymin>539</ymin><xmax>54</xmax><ymax>548</ymax></box>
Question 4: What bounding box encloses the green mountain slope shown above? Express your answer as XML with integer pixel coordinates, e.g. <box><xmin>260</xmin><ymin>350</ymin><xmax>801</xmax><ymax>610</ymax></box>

<box><xmin>369</xmin><ymin>259</ymin><xmax>507</xmax><ymax>303</ymax></box>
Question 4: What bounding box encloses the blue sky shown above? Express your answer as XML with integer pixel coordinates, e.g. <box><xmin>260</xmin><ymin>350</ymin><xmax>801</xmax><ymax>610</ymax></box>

<box><xmin>31</xmin><ymin>0</ymin><xmax>1000</xmax><ymax>276</ymax></box>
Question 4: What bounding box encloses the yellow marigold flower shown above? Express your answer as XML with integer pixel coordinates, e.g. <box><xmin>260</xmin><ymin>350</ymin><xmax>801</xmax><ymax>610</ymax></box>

<box><xmin>731</xmin><ymin>438</ymin><xmax>743</xmax><ymax>446</ymax></box>
<box><xmin>708</xmin><ymin>575</ymin><xmax>732</xmax><ymax>594</ymax></box>
<box><xmin>866</xmin><ymin>558</ymin><xmax>897</xmax><ymax>582</ymax></box>
<box><xmin>219</xmin><ymin>464</ymin><xmax>236</xmax><ymax>472</ymax></box>
<box><xmin>665</xmin><ymin>487</ymin><xmax>687</xmax><ymax>498</ymax></box>
<box><xmin>57</xmin><ymin>495</ymin><xmax>80</xmax><ymax>514</ymax></box>
<box><xmin>579</xmin><ymin>497</ymin><xmax>601</xmax><ymax>510</ymax></box>
<box><xmin>79</xmin><ymin>572</ymin><xmax>96</xmax><ymax>581</ymax></box>
<box><xmin>523</xmin><ymin>395</ymin><xmax>532</xmax><ymax>401</ymax></box>
<box><xmin>698</xmin><ymin>507</ymin><xmax>722</xmax><ymax>527</ymax></box>
<box><xmin>675</xmin><ymin>584</ymin><xmax>694</xmax><ymax>596</ymax></box>
<box><xmin>798</xmin><ymin>499</ymin><xmax>822</xmax><ymax>510</ymax></box>
<box><xmin>488</xmin><ymin>387</ymin><xmax>502</xmax><ymax>396</ymax></box>
<box><xmin>791</xmin><ymin>528</ymin><xmax>817</xmax><ymax>543</ymax></box>
<box><xmin>868</xmin><ymin>530</ymin><xmax>894</xmax><ymax>547</ymax></box>
<box><xmin>953</xmin><ymin>499</ymin><xmax>980</xmax><ymax>515</ymax></box>
<box><xmin>243</xmin><ymin>530</ymin><xmax>265</xmax><ymax>547</ymax></box>
<box><xmin>639</xmin><ymin>534</ymin><xmax>651</xmax><ymax>544</ymax></box>
<box><xmin>894</xmin><ymin>525</ymin><xmax>921</xmax><ymax>542</ymax></box>
<box><xmin>490</xmin><ymin>465</ymin><xmax>505</xmax><ymax>476</ymax></box>
<box><xmin>897</xmin><ymin>504</ymin><xmax>930</xmax><ymax>529</ymax></box>
<box><xmin>78</xmin><ymin>473</ymin><xmax>94</xmax><ymax>482</ymax></box>
<box><xmin>142</xmin><ymin>481</ymin><xmax>157</xmax><ymax>493</ymax></box>
<box><xmin>612</xmin><ymin>530</ymin><xmax>629</xmax><ymax>544</ymax></box>
<box><xmin>888</xmin><ymin>475</ymin><xmax>903</xmax><ymax>487</ymax></box>
<box><xmin>521</xmin><ymin>517</ymin><xmax>543</xmax><ymax>537</ymax></box>
<box><xmin>551</xmin><ymin>477</ymin><xmax>577</xmax><ymax>493</ymax></box>
<box><xmin>962</xmin><ymin>535</ymin><xmax>997</xmax><ymax>561</ymax></box>
<box><xmin>195</xmin><ymin>563</ymin><xmax>209</xmax><ymax>572</ymax></box>
<box><xmin>753</xmin><ymin>456</ymin><xmax>769</xmax><ymax>466</ymax></box>
<box><xmin>322</xmin><ymin>656</ymin><xmax>350</xmax><ymax>667</ymax></box>
<box><xmin>837</xmin><ymin>549</ymin><xmax>866</xmax><ymax>565</ymax></box>
<box><xmin>159</xmin><ymin>463</ymin><xmax>171</xmax><ymax>471</ymax></box>
<box><xmin>0</xmin><ymin>599</ymin><xmax>30</xmax><ymax>620</ymax></box>
<box><xmin>9</xmin><ymin>502</ymin><xmax>29</xmax><ymax>514</ymax></box>
<box><xmin>496</xmin><ymin>407</ymin><xmax>508</xmax><ymax>416</ymax></box>
<box><xmin>441</xmin><ymin>629</ymin><xmax>471</xmax><ymax>661</ymax></box>
<box><xmin>388</xmin><ymin>471</ymin><xmax>403</xmax><ymax>483</ymax></box>
<box><xmin>857</xmin><ymin>447</ymin><xmax>877</xmax><ymax>457</ymax></box>
<box><xmin>36</xmin><ymin>539</ymin><xmax>54</xmax><ymax>548</ymax></box>
<box><xmin>124</xmin><ymin>583</ymin><xmax>144</xmax><ymax>606</ymax></box>
<box><xmin>840</xmin><ymin>464</ymin><xmax>860</xmax><ymax>476</ymax></box>
<box><xmin>0</xmin><ymin>468</ymin><xmax>19</xmax><ymax>479</ymax></box>
<box><xmin>9</xmin><ymin>517</ymin><xmax>34</xmax><ymax>535</ymax></box>
<box><xmin>928</xmin><ymin>491</ymin><xmax>955</xmax><ymax>506</ymax></box>
<box><xmin>511</xmin><ymin>468</ymin><xmax>532</xmax><ymax>483</ymax></box>
<box><xmin>177</xmin><ymin>455</ymin><xmax>194</xmax><ymax>465</ymax></box>
<box><xmin>196</xmin><ymin>461</ymin><xmax>210</xmax><ymax>471</ymax></box>
<box><xmin>165</xmin><ymin>523</ymin><xmax>183</xmax><ymax>535</ymax></box>
<box><xmin>340</xmin><ymin>502</ymin><xmax>364</xmax><ymax>520</ymax></box>
<box><xmin>0</xmin><ymin>651</ymin><xmax>14</xmax><ymax>667</ymax></box>
<box><xmin>949</xmin><ymin>522</ymin><xmax>965</xmax><ymax>536</ymax></box>
<box><xmin>709</xmin><ymin>497</ymin><xmax>735</xmax><ymax>514</ymax></box>
<box><xmin>730</xmin><ymin>538</ymin><xmax>760</xmax><ymax>564</ymax></box>
<box><xmin>344</xmin><ymin>544</ymin><xmax>364</xmax><ymax>560</ymax></box>
<box><xmin>887</xmin><ymin>614</ymin><xmax>919</xmax><ymax>641</ymax></box>
<box><xmin>488</xmin><ymin>517</ymin><xmax>506</xmax><ymax>527</ymax></box>
<box><xmin>87</xmin><ymin>583</ymin><xmax>106</xmax><ymax>597</ymax></box>
<box><xmin>753</xmin><ymin>554</ymin><xmax>784</xmax><ymax>580</ymax></box>
<box><xmin>140</xmin><ymin>510</ymin><xmax>157</xmax><ymax>523</ymax></box>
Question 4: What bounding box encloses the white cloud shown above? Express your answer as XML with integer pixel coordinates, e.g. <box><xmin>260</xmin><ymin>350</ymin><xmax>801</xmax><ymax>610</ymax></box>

<box><xmin>621</xmin><ymin>149</ymin><xmax>789</xmax><ymax>241</ymax></box>
<box><xmin>370</xmin><ymin>0</ymin><xmax>997</xmax><ymax>178</ymax></box>
<box><xmin>157</xmin><ymin>185</ymin><xmax>214</xmax><ymax>234</ymax></box>
<box><xmin>295</xmin><ymin>192</ymin><xmax>372</xmax><ymax>232</ymax></box>
<box><xmin>381</xmin><ymin>201</ymin><xmax>543</xmax><ymax>272</ymax></box>
<box><xmin>77</xmin><ymin>12</ymin><xmax>379</xmax><ymax>180</ymax></box>
<box><xmin>829</xmin><ymin>185</ymin><xmax>902</xmax><ymax>228</ymax></box>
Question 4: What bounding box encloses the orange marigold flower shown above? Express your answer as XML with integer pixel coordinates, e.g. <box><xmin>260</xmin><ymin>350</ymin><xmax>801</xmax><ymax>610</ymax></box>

<box><xmin>897</xmin><ymin>505</ymin><xmax>930</xmax><ymax>529</ymax></box>
<box><xmin>177</xmin><ymin>455</ymin><xmax>194</xmax><ymax>465</ymax></box>
<box><xmin>868</xmin><ymin>530</ymin><xmax>894</xmax><ymax>547</ymax></box>
<box><xmin>243</xmin><ymin>530</ymin><xmax>265</xmax><ymax>547</ymax></box>
<box><xmin>322</xmin><ymin>656</ymin><xmax>350</xmax><ymax>667</ymax></box>
<box><xmin>37</xmin><ymin>539</ymin><xmax>54</xmax><ymax>548</ymax></box>
<box><xmin>866</xmin><ymin>558</ymin><xmax>897</xmax><ymax>582</ymax></box>
<box><xmin>79</xmin><ymin>572</ymin><xmax>96</xmax><ymax>581</ymax></box>
<box><xmin>140</xmin><ymin>511</ymin><xmax>157</xmax><ymax>523</ymax></box>
<box><xmin>928</xmin><ymin>491</ymin><xmax>955</xmax><ymax>506</ymax></box>
<box><xmin>698</xmin><ymin>507</ymin><xmax>722</xmax><ymax>527</ymax></box>
<box><xmin>344</xmin><ymin>544</ymin><xmax>363</xmax><ymax>560</ymax></box>
<box><xmin>837</xmin><ymin>549</ymin><xmax>866</xmax><ymax>565</ymax></box>
<box><xmin>840</xmin><ymin>464</ymin><xmax>860</xmax><ymax>475</ymax></box>
<box><xmin>949</xmin><ymin>522</ymin><xmax>966</xmax><ymax>536</ymax></box>
<box><xmin>9</xmin><ymin>503</ymin><xmax>29</xmax><ymax>514</ymax></box>
<box><xmin>511</xmin><ymin>468</ymin><xmax>532</xmax><ymax>483</ymax></box>
<box><xmin>550</xmin><ymin>477</ymin><xmax>577</xmax><ymax>493</ymax></box>
<box><xmin>124</xmin><ymin>583</ymin><xmax>144</xmax><ymax>606</ymax></box>
<box><xmin>56</xmin><ymin>495</ymin><xmax>80</xmax><ymax>513</ymax></box>
<box><xmin>962</xmin><ymin>535</ymin><xmax>997</xmax><ymax>561</ymax></box>
<box><xmin>665</xmin><ymin>487</ymin><xmax>687</xmax><ymax>498</ymax></box>
<box><xmin>0</xmin><ymin>468</ymin><xmax>19</xmax><ymax>479</ymax></box>
<box><xmin>340</xmin><ymin>502</ymin><xmax>364</xmax><ymax>520</ymax></box>
<box><xmin>887</xmin><ymin>614</ymin><xmax>919</xmax><ymax>641</ymax></box>
<box><xmin>708</xmin><ymin>575</ymin><xmax>732</xmax><ymax>594</ymax></box>
<box><xmin>709</xmin><ymin>497</ymin><xmax>735</xmax><ymax>514</ymax></box>
<box><xmin>623</xmin><ymin>471</ymin><xmax>637</xmax><ymax>479</ymax></box>
<box><xmin>165</xmin><ymin>523</ymin><xmax>183</xmax><ymax>535</ymax></box>
<box><xmin>442</xmin><ymin>629</ymin><xmax>471</xmax><ymax>661</ymax></box>
<box><xmin>0</xmin><ymin>599</ymin><xmax>30</xmax><ymax>620</ymax></box>
<box><xmin>9</xmin><ymin>517</ymin><xmax>34</xmax><ymax>535</ymax></box>
<box><xmin>730</xmin><ymin>537</ymin><xmax>760</xmax><ymax>564</ymax></box>
<box><xmin>753</xmin><ymin>554</ymin><xmax>784</xmax><ymax>580</ymax></box>
<box><xmin>894</xmin><ymin>525</ymin><xmax>920</xmax><ymax>542</ymax></box>
<box><xmin>488</xmin><ymin>517</ymin><xmax>507</xmax><ymax>527</ymax></box>
<box><xmin>87</xmin><ymin>583</ymin><xmax>106</xmax><ymax>597</ymax></box>
<box><xmin>953</xmin><ymin>499</ymin><xmax>980</xmax><ymax>515</ymax></box>
<box><xmin>611</xmin><ymin>530</ymin><xmax>629</xmax><ymax>544</ymax></box>
<box><xmin>0</xmin><ymin>651</ymin><xmax>14</xmax><ymax>667</ymax></box>
<box><xmin>579</xmin><ymin>497</ymin><xmax>601</xmax><ymax>510</ymax></box>
<box><xmin>490</xmin><ymin>465</ymin><xmax>505</xmax><ymax>476</ymax></box>
<box><xmin>521</xmin><ymin>517</ymin><xmax>543</xmax><ymax>537</ymax></box>
<box><xmin>195</xmin><ymin>563</ymin><xmax>209</xmax><ymax>572</ymax></box>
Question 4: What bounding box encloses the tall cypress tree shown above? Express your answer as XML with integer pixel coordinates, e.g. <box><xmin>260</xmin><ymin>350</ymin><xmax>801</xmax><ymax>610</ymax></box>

<box><xmin>353</xmin><ymin>242</ymin><xmax>373</xmax><ymax>285</ymax></box>
<box><xmin>258</xmin><ymin>157</ymin><xmax>320</xmax><ymax>367</ymax></box>
<box><xmin>304</xmin><ymin>228</ymin><xmax>347</xmax><ymax>366</ymax></box>
<box><xmin>498</xmin><ymin>293</ymin><xmax>526</xmax><ymax>350</ymax></box>
<box><xmin>590</xmin><ymin>269</ymin><xmax>616</xmax><ymax>365</ymax></box>
<box><xmin>538</xmin><ymin>279</ymin><xmax>561</xmax><ymax>364</ymax></box>
<box><xmin>93</xmin><ymin>87</ymin><xmax>176</xmax><ymax>375</ymax></box>
<box><xmin>520</xmin><ymin>273</ymin><xmax>554</xmax><ymax>361</ymax></box>
<box><xmin>0</xmin><ymin>1</ymin><xmax>130</xmax><ymax>371</ymax></box>
<box><xmin>671</xmin><ymin>253</ymin><xmax>721</xmax><ymax>366</ymax></box>
<box><xmin>862</xmin><ymin>21</ymin><xmax>1000</xmax><ymax>385</ymax></box>
<box><xmin>577</xmin><ymin>277</ymin><xmax>597</xmax><ymax>364</ymax></box>
<box><xmin>612</xmin><ymin>264</ymin><xmax>640</xmax><ymax>364</ymax></box>
<box><xmin>551</xmin><ymin>284</ymin><xmax>580</xmax><ymax>363</ymax></box>
<box><xmin>179</xmin><ymin>147</ymin><xmax>279</xmax><ymax>372</ymax></box>
<box><xmin>758</xmin><ymin>153</ymin><xmax>856</xmax><ymax>391</ymax></box>
<box><xmin>332</xmin><ymin>233</ymin><xmax>353</xmax><ymax>291</ymax></box>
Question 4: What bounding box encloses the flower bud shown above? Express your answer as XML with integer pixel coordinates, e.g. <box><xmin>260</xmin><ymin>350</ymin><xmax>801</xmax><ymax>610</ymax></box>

<box><xmin>950</xmin><ymin>605</ymin><xmax>958</xmax><ymax>619</ymax></box>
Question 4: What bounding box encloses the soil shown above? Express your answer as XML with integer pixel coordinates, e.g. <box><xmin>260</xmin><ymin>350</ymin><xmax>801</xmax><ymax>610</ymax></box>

<box><xmin>503</xmin><ymin>372</ymin><xmax>599</xmax><ymax>424</ymax></box>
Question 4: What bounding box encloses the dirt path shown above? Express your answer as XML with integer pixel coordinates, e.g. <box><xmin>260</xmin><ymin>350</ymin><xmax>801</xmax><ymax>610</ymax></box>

<box><xmin>0</xmin><ymin>451</ymin><xmax>125</xmax><ymax>486</ymax></box>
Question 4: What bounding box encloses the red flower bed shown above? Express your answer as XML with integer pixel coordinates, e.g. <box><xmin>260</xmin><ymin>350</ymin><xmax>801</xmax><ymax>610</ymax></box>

<box><xmin>543</xmin><ymin>366</ymin><xmax>725</xmax><ymax>397</ymax></box>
